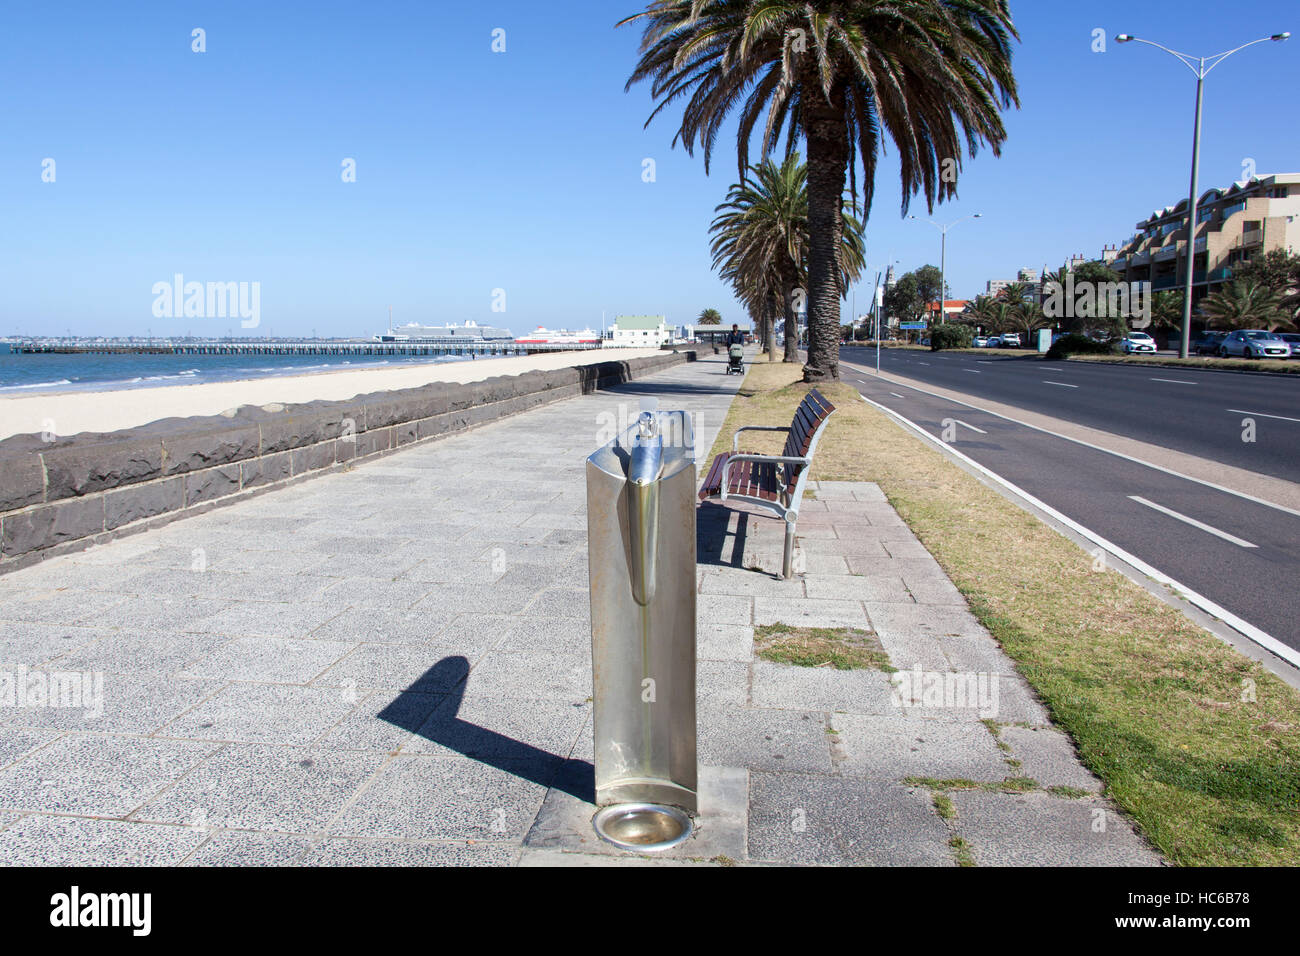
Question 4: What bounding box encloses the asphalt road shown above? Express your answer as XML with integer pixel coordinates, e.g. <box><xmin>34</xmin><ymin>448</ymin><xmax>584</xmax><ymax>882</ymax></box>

<box><xmin>842</xmin><ymin>346</ymin><xmax>1300</xmax><ymax>484</ymax></box>
<box><xmin>838</xmin><ymin>347</ymin><xmax>1300</xmax><ymax>656</ymax></box>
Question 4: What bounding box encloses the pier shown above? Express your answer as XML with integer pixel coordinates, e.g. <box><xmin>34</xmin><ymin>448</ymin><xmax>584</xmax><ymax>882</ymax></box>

<box><xmin>11</xmin><ymin>339</ymin><xmax>605</xmax><ymax>358</ymax></box>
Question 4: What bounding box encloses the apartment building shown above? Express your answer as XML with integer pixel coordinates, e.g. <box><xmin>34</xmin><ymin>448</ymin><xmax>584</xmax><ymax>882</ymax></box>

<box><xmin>986</xmin><ymin>268</ymin><xmax>1043</xmax><ymax>300</ymax></box>
<box><xmin>1108</xmin><ymin>173</ymin><xmax>1300</xmax><ymax>307</ymax></box>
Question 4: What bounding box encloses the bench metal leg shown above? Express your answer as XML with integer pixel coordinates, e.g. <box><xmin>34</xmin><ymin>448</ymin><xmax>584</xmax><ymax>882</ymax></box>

<box><xmin>782</xmin><ymin>512</ymin><xmax>797</xmax><ymax>579</ymax></box>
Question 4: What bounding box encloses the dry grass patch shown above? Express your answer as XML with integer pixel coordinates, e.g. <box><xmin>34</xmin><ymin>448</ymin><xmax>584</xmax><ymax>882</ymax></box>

<box><xmin>754</xmin><ymin>622</ymin><xmax>894</xmax><ymax>671</ymax></box>
<box><xmin>711</xmin><ymin>360</ymin><xmax>1300</xmax><ymax>866</ymax></box>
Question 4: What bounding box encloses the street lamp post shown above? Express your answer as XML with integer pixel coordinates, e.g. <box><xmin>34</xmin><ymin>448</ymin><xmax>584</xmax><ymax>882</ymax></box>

<box><xmin>1115</xmin><ymin>32</ymin><xmax>1289</xmax><ymax>358</ymax></box>
<box><xmin>910</xmin><ymin>214</ymin><xmax>981</xmax><ymax>327</ymax></box>
<box><xmin>864</xmin><ymin>258</ymin><xmax>898</xmax><ymax>374</ymax></box>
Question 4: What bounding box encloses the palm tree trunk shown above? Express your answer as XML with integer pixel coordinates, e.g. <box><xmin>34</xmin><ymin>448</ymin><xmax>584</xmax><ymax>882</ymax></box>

<box><xmin>783</xmin><ymin>273</ymin><xmax>800</xmax><ymax>363</ymax></box>
<box><xmin>802</xmin><ymin>78</ymin><xmax>849</xmax><ymax>382</ymax></box>
<box><xmin>764</xmin><ymin>292</ymin><xmax>778</xmax><ymax>361</ymax></box>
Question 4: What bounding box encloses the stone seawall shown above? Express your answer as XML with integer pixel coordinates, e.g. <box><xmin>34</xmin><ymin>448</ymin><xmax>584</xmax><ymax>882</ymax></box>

<box><xmin>0</xmin><ymin>351</ymin><xmax>692</xmax><ymax>571</ymax></box>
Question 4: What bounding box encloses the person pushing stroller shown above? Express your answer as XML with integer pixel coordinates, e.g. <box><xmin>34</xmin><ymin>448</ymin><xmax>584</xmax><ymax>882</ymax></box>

<box><xmin>725</xmin><ymin>323</ymin><xmax>745</xmax><ymax>375</ymax></box>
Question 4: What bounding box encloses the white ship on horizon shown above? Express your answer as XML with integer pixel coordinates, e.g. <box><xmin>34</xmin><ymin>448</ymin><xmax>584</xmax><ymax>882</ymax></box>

<box><xmin>376</xmin><ymin>320</ymin><xmax>514</xmax><ymax>343</ymax></box>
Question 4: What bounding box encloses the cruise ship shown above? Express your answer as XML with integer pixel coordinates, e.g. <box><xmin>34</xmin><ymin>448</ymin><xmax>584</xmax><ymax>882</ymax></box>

<box><xmin>514</xmin><ymin>327</ymin><xmax>603</xmax><ymax>346</ymax></box>
<box><xmin>376</xmin><ymin>320</ymin><xmax>514</xmax><ymax>344</ymax></box>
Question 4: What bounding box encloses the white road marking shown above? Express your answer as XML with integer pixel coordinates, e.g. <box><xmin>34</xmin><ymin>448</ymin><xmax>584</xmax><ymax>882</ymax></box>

<box><xmin>953</xmin><ymin>420</ymin><xmax>987</xmax><ymax>434</ymax></box>
<box><xmin>1042</xmin><ymin>381</ymin><xmax>1078</xmax><ymax>388</ymax></box>
<box><xmin>918</xmin><ymin>362</ymin><xmax>931</xmax><ymax>366</ymax></box>
<box><xmin>1228</xmin><ymin>408</ymin><xmax>1300</xmax><ymax>424</ymax></box>
<box><xmin>841</xmin><ymin>358</ymin><xmax>1300</xmax><ymax>520</ymax></box>
<box><xmin>963</xmin><ymin>369</ymin><xmax>981</xmax><ymax>373</ymax></box>
<box><xmin>1150</xmin><ymin>377</ymin><xmax>1197</xmax><ymax>385</ymax></box>
<box><xmin>889</xmin><ymin>392</ymin><xmax>905</xmax><ymax>399</ymax></box>
<box><xmin>857</xmin><ymin>391</ymin><xmax>1298</xmax><ymax>670</ymax></box>
<box><xmin>1127</xmin><ymin>496</ymin><xmax>1258</xmax><ymax>549</ymax></box>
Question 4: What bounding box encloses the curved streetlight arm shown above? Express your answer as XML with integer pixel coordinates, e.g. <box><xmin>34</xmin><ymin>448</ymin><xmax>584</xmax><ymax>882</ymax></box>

<box><xmin>910</xmin><ymin>214</ymin><xmax>981</xmax><ymax>234</ymax></box>
<box><xmin>1203</xmin><ymin>35</ymin><xmax>1286</xmax><ymax>75</ymax></box>
<box><xmin>1117</xmin><ymin>36</ymin><xmax>1203</xmax><ymax>75</ymax></box>
<box><xmin>1117</xmin><ymin>33</ymin><xmax>1288</xmax><ymax>77</ymax></box>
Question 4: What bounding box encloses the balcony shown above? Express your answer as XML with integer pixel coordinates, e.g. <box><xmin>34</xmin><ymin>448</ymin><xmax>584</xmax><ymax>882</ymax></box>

<box><xmin>1152</xmin><ymin>275</ymin><xmax>1180</xmax><ymax>291</ymax></box>
<box><xmin>1241</xmin><ymin>228</ymin><xmax>1264</xmax><ymax>246</ymax></box>
<box><xmin>1154</xmin><ymin>245</ymin><xmax>1179</xmax><ymax>262</ymax></box>
<box><xmin>1130</xmin><ymin>250</ymin><xmax>1151</xmax><ymax>265</ymax></box>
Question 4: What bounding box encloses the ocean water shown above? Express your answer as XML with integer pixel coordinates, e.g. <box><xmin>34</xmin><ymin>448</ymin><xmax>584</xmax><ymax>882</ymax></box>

<box><xmin>0</xmin><ymin>343</ymin><xmax>473</xmax><ymax>394</ymax></box>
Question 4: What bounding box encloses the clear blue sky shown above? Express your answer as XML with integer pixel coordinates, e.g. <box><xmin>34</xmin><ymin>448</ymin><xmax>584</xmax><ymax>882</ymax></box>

<box><xmin>1</xmin><ymin>0</ymin><xmax>1296</xmax><ymax>337</ymax></box>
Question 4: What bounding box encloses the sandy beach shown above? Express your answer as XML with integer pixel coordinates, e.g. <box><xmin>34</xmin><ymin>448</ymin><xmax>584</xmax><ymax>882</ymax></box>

<box><xmin>0</xmin><ymin>349</ymin><xmax>662</xmax><ymax>440</ymax></box>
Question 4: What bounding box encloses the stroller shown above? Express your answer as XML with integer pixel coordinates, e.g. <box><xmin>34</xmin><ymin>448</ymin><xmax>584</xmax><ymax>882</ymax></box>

<box><xmin>726</xmin><ymin>342</ymin><xmax>745</xmax><ymax>375</ymax></box>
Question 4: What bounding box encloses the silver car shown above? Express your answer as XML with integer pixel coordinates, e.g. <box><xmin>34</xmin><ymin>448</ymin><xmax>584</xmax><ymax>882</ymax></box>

<box><xmin>1218</xmin><ymin>330</ymin><xmax>1291</xmax><ymax>359</ymax></box>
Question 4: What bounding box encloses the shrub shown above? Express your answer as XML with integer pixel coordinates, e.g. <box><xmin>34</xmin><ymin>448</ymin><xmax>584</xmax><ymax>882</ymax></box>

<box><xmin>929</xmin><ymin>324</ymin><xmax>973</xmax><ymax>351</ymax></box>
<box><xmin>1046</xmin><ymin>333</ymin><xmax>1114</xmax><ymax>360</ymax></box>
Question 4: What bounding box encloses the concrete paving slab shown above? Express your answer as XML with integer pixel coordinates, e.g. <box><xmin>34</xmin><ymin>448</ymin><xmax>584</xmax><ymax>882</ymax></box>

<box><xmin>308</xmin><ymin>606</ymin><xmax>460</xmax><ymax>645</ymax></box>
<box><xmin>302</xmin><ymin>838</ymin><xmax>521</xmax><ymax>867</ymax></box>
<box><xmin>162</xmin><ymin>682</ymin><xmax>362</xmax><ymax>746</ymax></box>
<box><xmin>0</xmin><ymin>734</ymin><xmax>219</xmax><ymax>817</ymax></box>
<box><xmin>0</xmin><ymin>815</ymin><xmax>211</xmax><ymax>866</ymax></box>
<box><xmin>133</xmin><ymin>744</ymin><xmax>388</xmax><ymax>833</ymax></box>
<box><xmin>182</xmin><ymin>830</ymin><xmax>315</xmax><ymax>866</ymax></box>
<box><xmin>4</xmin><ymin>672</ymin><xmax>225</xmax><ymax>735</ymax></box>
<box><xmin>698</xmin><ymin>706</ymin><xmax>833</xmax><ymax>773</ymax></box>
<box><xmin>327</xmin><ymin>754</ymin><xmax>550</xmax><ymax>842</ymax></box>
<box><xmin>946</xmin><ymin>790</ymin><xmax>1161</xmax><ymax>866</ymax></box>
<box><xmin>831</xmin><ymin>713</ymin><xmax>1012</xmax><ymax>781</ymax></box>
<box><xmin>0</xmin><ymin>728</ymin><xmax>62</xmax><ymax>769</ymax></box>
<box><xmin>747</xmin><ymin>772</ymin><xmax>952</xmax><ymax>866</ymax></box>
<box><xmin>183</xmin><ymin>636</ymin><xmax>355</xmax><ymax>683</ymax></box>
<box><xmin>749</xmin><ymin>659</ymin><xmax>896</xmax><ymax>715</ymax></box>
<box><xmin>697</xmin><ymin>623</ymin><xmax>754</xmax><ymax>663</ymax></box>
<box><xmin>999</xmin><ymin>725</ymin><xmax>1104</xmax><ymax>792</ymax></box>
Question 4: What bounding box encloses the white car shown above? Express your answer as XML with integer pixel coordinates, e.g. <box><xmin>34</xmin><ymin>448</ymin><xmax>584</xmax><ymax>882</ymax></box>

<box><xmin>973</xmin><ymin>336</ymin><xmax>989</xmax><ymax>348</ymax></box>
<box><xmin>1122</xmin><ymin>331</ymin><xmax>1157</xmax><ymax>354</ymax></box>
<box><xmin>1218</xmin><ymin>330</ymin><xmax>1291</xmax><ymax>359</ymax></box>
<box><xmin>998</xmin><ymin>333</ymin><xmax>1021</xmax><ymax>348</ymax></box>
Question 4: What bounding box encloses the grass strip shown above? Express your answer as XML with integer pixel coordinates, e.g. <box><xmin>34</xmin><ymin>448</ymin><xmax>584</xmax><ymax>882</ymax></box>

<box><xmin>707</xmin><ymin>360</ymin><xmax>1300</xmax><ymax>866</ymax></box>
<box><xmin>1065</xmin><ymin>353</ymin><xmax>1300</xmax><ymax>374</ymax></box>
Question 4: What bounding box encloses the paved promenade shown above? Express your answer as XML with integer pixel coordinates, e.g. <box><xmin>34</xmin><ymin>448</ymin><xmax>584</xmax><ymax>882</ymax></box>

<box><xmin>0</xmin><ymin>353</ymin><xmax>1160</xmax><ymax>865</ymax></box>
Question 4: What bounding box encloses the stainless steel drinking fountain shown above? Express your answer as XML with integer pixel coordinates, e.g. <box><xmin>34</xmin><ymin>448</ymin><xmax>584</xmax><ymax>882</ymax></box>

<box><xmin>586</xmin><ymin>407</ymin><xmax>698</xmax><ymax>851</ymax></box>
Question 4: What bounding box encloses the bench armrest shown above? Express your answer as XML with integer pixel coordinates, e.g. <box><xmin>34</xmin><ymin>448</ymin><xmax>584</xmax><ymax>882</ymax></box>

<box><xmin>732</xmin><ymin>425</ymin><xmax>790</xmax><ymax>452</ymax></box>
<box><xmin>726</xmin><ymin>453</ymin><xmax>810</xmax><ymax>466</ymax></box>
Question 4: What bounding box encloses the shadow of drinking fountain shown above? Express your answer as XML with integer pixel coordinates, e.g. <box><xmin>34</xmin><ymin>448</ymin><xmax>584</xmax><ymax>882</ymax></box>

<box><xmin>377</xmin><ymin>655</ymin><xmax>596</xmax><ymax>804</ymax></box>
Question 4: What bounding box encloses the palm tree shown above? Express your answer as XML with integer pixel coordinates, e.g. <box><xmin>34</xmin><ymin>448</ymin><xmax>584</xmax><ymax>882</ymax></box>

<box><xmin>697</xmin><ymin>308</ymin><xmax>723</xmax><ymax>325</ymax></box>
<box><xmin>1200</xmin><ymin>279</ymin><xmax>1294</xmax><ymax>331</ymax></box>
<box><xmin>709</xmin><ymin>155</ymin><xmax>867</xmax><ymax>364</ymax></box>
<box><xmin>621</xmin><ymin>0</ymin><xmax>1020</xmax><ymax>382</ymax></box>
<box><xmin>1149</xmin><ymin>291</ymin><xmax>1183</xmax><ymax>344</ymax></box>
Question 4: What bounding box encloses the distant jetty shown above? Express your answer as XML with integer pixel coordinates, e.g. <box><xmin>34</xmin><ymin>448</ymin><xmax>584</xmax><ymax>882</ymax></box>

<box><xmin>12</xmin><ymin>338</ymin><xmax>601</xmax><ymax>357</ymax></box>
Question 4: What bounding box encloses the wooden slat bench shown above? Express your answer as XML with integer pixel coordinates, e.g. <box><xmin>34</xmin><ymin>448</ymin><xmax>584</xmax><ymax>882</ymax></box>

<box><xmin>698</xmin><ymin>388</ymin><xmax>836</xmax><ymax>578</ymax></box>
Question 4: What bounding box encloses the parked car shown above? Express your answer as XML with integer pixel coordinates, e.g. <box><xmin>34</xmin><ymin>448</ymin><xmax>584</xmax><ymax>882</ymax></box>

<box><xmin>998</xmin><ymin>333</ymin><xmax>1021</xmax><ymax>348</ymax></box>
<box><xmin>1121</xmin><ymin>331</ymin><xmax>1157</xmax><ymax>354</ymax></box>
<box><xmin>1277</xmin><ymin>332</ymin><xmax>1300</xmax><ymax>358</ymax></box>
<box><xmin>973</xmin><ymin>336</ymin><xmax>989</xmax><ymax>348</ymax></box>
<box><xmin>1192</xmin><ymin>331</ymin><xmax>1227</xmax><ymax>356</ymax></box>
<box><xmin>1218</xmin><ymin>329</ymin><xmax>1292</xmax><ymax>359</ymax></box>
